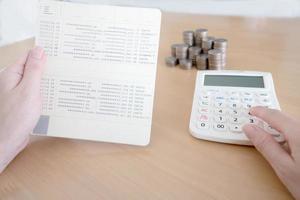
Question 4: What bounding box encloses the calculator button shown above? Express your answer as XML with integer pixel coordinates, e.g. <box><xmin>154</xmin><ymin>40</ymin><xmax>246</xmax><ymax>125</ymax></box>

<box><xmin>214</xmin><ymin>108</ymin><xmax>226</xmax><ymax>115</ymax></box>
<box><xmin>229</xmin><ymin>109</ymin><xmax>241</xmax><ymax>116</ymax></box>
<box><xmin>229</xmin><ymin>103</ymin><xmax>241</xmax><ymax>109</ymax></box>
<box><xmin>259</xmin><ymin>98</ymin><xmax>271</xmax><ymax>106</ymax></box>
<box><xmin>214</xmin><ymin>123</ymin><xmax>227</xmax><ymax>132</ymax></box>
<box><xmin>229</xmin><ymin>91</ymin><xmax>240</xmax><ymax>96</ymax></box>
<box><xmin>242</xmin><ymin>97</ymin><xmax>254</xmax><ymax>104</ymax></box>
<box><xmin>246</xmin><ymin>117</ymin><xmax>264</xmax><ymax>128</ymax></box>
<box><xmin>242</xmin><ymin>103</ymin><xmax>253</xmax><ymax>109</ymax></box>
<box><xmin>257</xmin><ymin>92</ymin><xmax>270</xmax><ymax>98</ymax></box>
<box><xmin>198</xmin><ymin>114</ymin><xmax>209</xmax><ymax>122</ymax></box>
<box><xmin>229</xmin><ymin>117</ymin><xmax>245</xmax><ymax>124</ymax></box>
<box><xmin>199</xmin><ymin>95</ymin><xmax>210</xmax><ymax>101</ymax></box>
<box><xmin>242</xmin><ymin>92</ymin><xmax>253</xmax><ymax>97</ymax></box>
<box><xmin>230</xmin><ymin>124</ymin><xmax>243</xmax><ymax>133</ymax></box>
<box><xmin>197</xmin><ymin>122</ymin><xmax>209</xmax><ymax>130</ymax></box>
<box><xmin>214</xmin><ymin>96</ymin><xmax>226</xmax><ymax>102</ymax></box>
<box><xmin>198</xmin><ymin>107</ymin><xmax>210</xmax><ymax>114</ymax></box>
<box><xmin>248</xmin><ymin>118</ymin><xmax>255</xmax><ymax>124</ymax></box>
<box><xmin>214</xmin><ymin>101</ymin><xmax>226</xmax><ymax>108</ymax></box>
<box><xmin>228</xmin><ymin>96</ymin><xmax>240</xmax><ymax>103</ymax></box>
<box><xmin>214</xmin><ymin>115</ymin><xmax>226</xmax><ymax>123</ymax></box>
<box><xmin>199</xmin><ymin>100</ymin><xmax>210</xmax><ymax>107</ymax></box>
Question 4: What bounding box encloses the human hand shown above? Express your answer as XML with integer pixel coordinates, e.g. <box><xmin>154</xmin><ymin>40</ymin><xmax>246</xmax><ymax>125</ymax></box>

<box><xmin>0</xmin><ymin>47</ymin><xmax>46</xmax><ymax>173</ymax></box>
<box><xmin>243</xmin><ymin>106</ymin><xmax>300</xmax><ymax>199</ymax></box>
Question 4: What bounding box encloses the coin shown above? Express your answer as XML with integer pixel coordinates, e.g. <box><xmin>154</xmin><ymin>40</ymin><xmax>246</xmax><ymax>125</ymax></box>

<box><xmin>166</xmin><ymin>29</ymin><xmax>228</xmax><ymax>70</ymax></box>
<box><xmin>195</xmin><ymin>28</ymin><xmax>208</xmax><ymax>47</ymax></box>
<box><xmin>183</xmin><ymin>30</ymin><xmax>195</xmax><ymax>46</ymax></box>
<box><xmin>202</xmin><ymin>36</ymin><xmax>215</xmax><ymax>53</ymax></box>
<box><xmin>171</xmin><ymin>44</ymin><xmax>181</xmax><ymax>57</ymax></box>
<box><xmin>208</xmin><ymin>49</ymin><xmax>226</xmax><ymax>70</ymax></box>
<box><xmin>188</xmin><ymin>46</ymin><xmax>202</xmax><ymax>66</ymax></box>
<box><xmin>175</xmin><ymin>44</ymin><xmax>189</xmax><ymax>59</ymax></box>
<box><xmin>196</xmin><ymin>54</ymin><xmax>208</xmax><ymax>70</ymax></box>
<box><xmin>213</xmin><ymin>38</ymin><xmax>228</xmax><ymax>53</ymax></box>
<box><xmin>165</xmin><ymin>56</ymin><xmax>178</xmax><ymax>67</ymax></box>
<box><xmin>179</xmin><ymin>59</ymin><xmax>193</xmax><ymax>70</ymax></box>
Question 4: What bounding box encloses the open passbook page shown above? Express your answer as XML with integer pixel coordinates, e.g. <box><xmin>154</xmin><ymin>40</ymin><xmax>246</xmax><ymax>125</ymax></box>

<box><xmin>34</xmin><ymin>0</ymin><xmax>161</xmax><ymax>146</ymax></box>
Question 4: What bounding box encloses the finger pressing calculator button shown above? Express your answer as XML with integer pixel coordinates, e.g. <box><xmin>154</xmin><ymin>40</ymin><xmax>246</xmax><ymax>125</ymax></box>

<box><xmin>214</xmin><ymin>123</ymin><xmax>227</xmax><ymax>131</ymax></box>
<box><xmin>214</xmin><ymin>115</ymin><xmax>226</xmax><ymax>123</ymax></box>
<box><xmin>230</xmin><ymin>124</ymin><xmax>243</xmax><ymax>133</ymax></box>
<box><xmin>266</xmin><ymin>125</ymin><xmax>281</xmax><ymax>137</ymax></box>
<box><xmin>197</xmin><ymin>122</ymin><xmax>209</xmax><ymax>130</ymax></box>
<box><xmin>246</xmin><ymin>117</ymin><xmax>264</xmax><ymax>128</ymax></box>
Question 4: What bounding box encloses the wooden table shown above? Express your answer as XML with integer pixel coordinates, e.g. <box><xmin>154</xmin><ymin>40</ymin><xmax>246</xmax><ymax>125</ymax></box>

<box><xmin>0</xmin><ymin>12</ymin><xmax>299</xmax><ymax>200</ymax></box>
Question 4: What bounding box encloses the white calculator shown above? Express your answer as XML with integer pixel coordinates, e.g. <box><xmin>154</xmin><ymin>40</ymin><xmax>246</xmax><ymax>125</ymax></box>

<box><xmin>189</xmin><ymin>70</ymin><xmax>285</xmax><ymax>145</ymax></box>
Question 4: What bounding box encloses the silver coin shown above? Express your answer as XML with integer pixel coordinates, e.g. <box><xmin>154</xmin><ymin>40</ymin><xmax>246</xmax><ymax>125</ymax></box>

<box><xmin>195</xmin><ymin>28</ymin><xmax>208</xmax><ymax>47</ymax></box>
<box><xmin>165</xmin><ymin>56</ymin><xmax>178</xmax><ymax>67</ymax></box>
<box><xmin>171</xmin><ymin>44</ymin><xmax>181</xmax><ymax>57</ymax></box>
<box><xmin>214</xmin><ymin>38</ymin><xmax>228</xmax><ymax>48</ymax></box>
<box><xmin>196</xmin><ymin>54</ymin><xmax>208</xmax><ymax>70</ymax></box>
<box><xmin>179</xmin><ymin>59</ymin><xmax>193</xmax><ymax>70</ymax></box>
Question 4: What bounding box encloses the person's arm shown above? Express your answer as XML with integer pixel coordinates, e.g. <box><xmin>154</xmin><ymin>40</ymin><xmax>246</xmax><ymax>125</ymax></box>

<box><xmin>0</xmin><ymin>47</ymin><xmax>46</xmax><ymax>173</ymax></box>
<box><xmin>243</xmin><ymin>106</ymin><xmax>300</xmax><ymax>199</ymax></box>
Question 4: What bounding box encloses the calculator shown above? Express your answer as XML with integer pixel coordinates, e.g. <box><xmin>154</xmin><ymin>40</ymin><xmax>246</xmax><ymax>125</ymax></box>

<box><xmin>189</xmin><ymin>70</ymin><xmax>285</xmax><ymax>145</ymax></box>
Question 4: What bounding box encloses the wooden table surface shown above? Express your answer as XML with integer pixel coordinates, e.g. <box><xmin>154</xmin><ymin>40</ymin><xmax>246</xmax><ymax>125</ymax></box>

<box><xmin>0</xmin><ymin>12</ymin><xmax>299</xmax><ymax>200</ymax></box>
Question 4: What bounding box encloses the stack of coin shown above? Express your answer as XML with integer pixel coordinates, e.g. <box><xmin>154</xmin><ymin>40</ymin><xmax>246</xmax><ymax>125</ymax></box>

<box><xmin>175</xmin><ymin>44</ymin><xmax>189</xmax><ymax>59</ymax></box>
<box><xmin>171</xmin><ymin>44</ymin><xmax>181</xmax><ymax>57</ymax></box>
<box><xmin>166</xmin><ymin>28</ymin><xmax>228</xmax><ymax>70</ymax></box>
<box><xmin>183</xmin><ymin>31</ymin><xmax>195</xmax><ymax>46</ymax></box>
<box><xmin>213</xmin><ymin>38</ymin><xmax>228</xmax><ymax>53</ymax></box>
<box><xmin>202</xmin><ymin>36</ymin><xmax>215</xmax><ymax>54</ymax></box>
<box><xmin>165</xmin><ymin>56</ymin><xmax>178</xmax><ymax>67</ymax></box>
<box><xmin>195</xmin><ymin>29</ymin><xmax>208</xmax><ymax>47</ymax></box>
<box><xmin>196</xmin><ymin>54</ymin><xmax>208</xmax><ymax>70</ymax></box>
<box><xmin>188</xmin><ymin>46</ymin><xmax>202</xmax><ymax>66</ymax></box>
<box><xmin>179</xmin><ymin>59</ymin><xmax>193</xmax><ymax>70</ymax></box>
<box><xmin>208</xmin><ymin>49</ymin><xmax>226</xmax><ymax>70</ymax></box>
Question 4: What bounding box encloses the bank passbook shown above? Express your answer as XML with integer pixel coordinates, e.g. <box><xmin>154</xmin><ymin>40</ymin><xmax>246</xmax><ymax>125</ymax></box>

<box><xmin>33</xmin><ymin>0</ymin><xmax>161</xmax><ymax>146</ymax></box>
<box><xmin>189</xmin><ymin>70</ymin><xmax>285</xmax><ymax>145</ymax></box>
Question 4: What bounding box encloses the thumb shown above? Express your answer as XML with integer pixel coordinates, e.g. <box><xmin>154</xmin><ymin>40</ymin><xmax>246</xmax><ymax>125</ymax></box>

<box><xmin>243</xmin><ymin>124</ymin><xmax>293</xmax><ymax>170</ymax></box>
<box><xmin>19</xmin><ymin>46</ymin><xmax>46</xmax><ymax>90</ymax></box>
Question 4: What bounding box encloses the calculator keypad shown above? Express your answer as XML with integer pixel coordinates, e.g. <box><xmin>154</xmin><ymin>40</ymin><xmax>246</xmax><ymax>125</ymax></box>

<box><xmin>195</xmin><ymin>90</ymin><xmax>279</xmax><ymax>137</ymax></box>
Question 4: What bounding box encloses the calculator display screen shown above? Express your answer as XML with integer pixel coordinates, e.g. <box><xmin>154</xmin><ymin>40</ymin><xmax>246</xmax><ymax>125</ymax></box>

<box><xmin>204</xmin><ymin>75</ymin><xmax>265</xmax><ymax>88</ymax></box>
